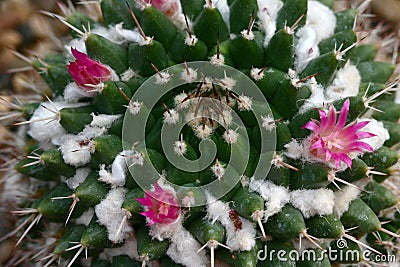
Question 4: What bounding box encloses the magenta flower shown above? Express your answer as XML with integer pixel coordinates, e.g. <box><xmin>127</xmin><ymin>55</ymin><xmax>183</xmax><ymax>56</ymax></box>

<box><xmin>136</xmin><ymin>181</ymin><xmax>181</xmax><ymax>225</ymax></box>
<box><xmin>67</xmin><ymin>48</ymin><xmax>112</xmax><ymax>90</ymax></box>
<box><xmin>303</xmin><ymin>99</ymin><xmax>375</xmax><ymax>168</ymax></box>
<box><xmin>151</xmin><ymin>0</ymin><xmax>180</xmax><ymax>17</ymax></box>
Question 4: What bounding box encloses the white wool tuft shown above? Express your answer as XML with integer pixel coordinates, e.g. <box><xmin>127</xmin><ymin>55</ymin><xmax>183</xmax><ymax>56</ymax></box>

<box><xmin>148</xmin><ymin>205</ymin><xmax>207</xmax><ymax>266</ymax></box>
<box><xmin>167</xmin><ymin>228</ymin><xmax>208</xmax><ymax>267</ymax></box>
<box><xmin>326</xmin><ymin>62</ymin><xmax>361</xmax><ymax>101</ymax></box>
<box><xmin>249</xmin><ymin>179</ymin><xmax>290</xmax><ymax>220</ymax></box>
<box><xmin>127</xmin><ymin>101</ymin><xmax>142</xmax><ymax>116</ymax></box>
<box><xmin>357</xmin><ymin>118</ymin><xmax>390</xmax><ymax>151</ymax></box>
<box><xmin>206</xmin><ymin>192</ymin><xmax>256</xmax><ymax>251</ymax></box>
<box><xmin>284</xmin><ymin>139</ymin><xmax>304</xmax><ymax>159</ymax></box>
<box><xmin>100</xmin><ymin>233</ymin><xmax>138</xmax><ymax>260</ymax></box>
<box><xmin>180</xmin><ymin>68</ymin><xmax>198</xmax><ymax>84</ymax></box>
<box><xmin>210</xmin><ymin>54</ymin><xmax>225</xmax><ymax>66</ymax></box>
<box><xmin>58</xmin><ymin>135</ymin><xmax>94</xmax><ymax>167</ymax></box>
<box><xmin>237</xmin><ymin>95</ymin><xmax>253</xmax><ymax>111</ymax></box>
<box><xmin>295</xmin><ymin>26</ymin><xmax>320</xmax><ymax>72</ymax></box>
<box><xmin>73</xmin><ymin>208</ymin><xmax>94</xmax><ymax>226</ymax></box>
<box><xmin>333</xmin><ymin>185</ymin><xmax>361</xmax><ymax>217</ymax></box>
<box><xmin>163</xmin><ymin>109</ymin><xmax>179</xmax><ymax>125</ymax></box>
<box><xmin>298</xmin><ymin>78</ymin><xmax>325</xmax><ymax>114</ymax></box>
<box><xmin>173</xmin><ymin>140</ymin><xmax>187</xmax><ymax>156</ymax></box>
<box><xmin>174</xmin><ymin>92</ymin><xmax>190</xmax><ymax>109</ymax></box>
<box><xmin>211</xmin><ymin>160</ymin><xmax>225</xmax><ymax>179</ymax></box>
<box><xmin>219</xmin><ymin>109</ymin><xmax>233</xmax><ymax>126</ymax></box>
<box><xmin>64</xmin><ymin>82</ymin><xmax>95</xmax><ymax>102</ymax></box>
<box><xmin>113</xmin><ymin>23</ymin><xmax>143</xmax><ymax>43</ymax></box>
<box><xmin>261</xmin><ymin>115</ymin><xmax>276</xmax><ymax>132</ymax></box>
<box><xmin>241</xmin><ymin>30</ymin><xmax>255</xmax><ymax>40</ymax></box>
<box><xmin>90</xmin><ymin>114</ymin><xmax>121</xmax><ymax>128</ymax></box>
<box><xmin>120</xmin><ymin>68</ymin><xmax>138</xmax><ymax>82</ymax></box>
<box><xmin>223</xmin><ymin>129</ymin><xmax>239</xmax><ymax>144</ymax></box>
<box><xmin>155</xmin><ymin>71</ymin><xmax>172</xmax><ymax>85</ymax></box>
<box><xmin>185</xmin><ymin>34</ymin><xmax>199</xmax><ymax>46</ymax></box>
<box><xmin>99</xmin><ymin>164</ymin><xmax>113</xmax><ymax>183</ymax></box>
<box><xmin>212</xmin><ymin>0</ymin><xmax>230</xmax><ymax>30</ymax></box>
<box><xmin>194</xmin><ymin>124</ymin><xmax>213</xmax><ymax>139</ymax></box>
<box><xmin>219</xmin><ymin>74</ymin><xmax>237</xmax><ymax>90</ymax></box>
<box><xmin>257</xmin><ymin>0</ymin><xmax>284</xmax><ymax>46</ymax></box>
<box><xmin>95</xmin><ymin>188</ymin><xmax>132</xmax><ymax>243</ymax></box>
<box><xmin>250</xmin><ymin>67</ymin><xmax>265</xmax><ymax>81</ymax></box>
<box><xmin>65</xmin><ymin>39</ymin><xmax>86</xmax><ymax>59</ymax></box>
<box><xmin>305</xmin><ymin>0</ymin><xmax>336</xmax><ymax>43</ymax></box>
<box><xmin>28</xmin><ymin>101</ymin><xmax>84</xmax><ymax>144</ymax></box>
<box><xmin>66</xmin><ymin>168</ymin><xmax>90</xmax><ymax>190</ymax></box>
<box><xmin>98</xmin><ymin>151</ymin><xmax>128</xmax><ymax>187</ymax></box>
<box><xmin>290</xmin><ymin>188</ymin><xmax>335</xmax><ymax>218</ymax></box>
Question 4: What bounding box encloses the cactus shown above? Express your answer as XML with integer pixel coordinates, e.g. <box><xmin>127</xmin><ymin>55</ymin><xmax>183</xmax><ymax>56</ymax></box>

<box><xmin>1</xmin><ymin>0</ymin><xmax>400</xmax><ymax>266</ymax></box>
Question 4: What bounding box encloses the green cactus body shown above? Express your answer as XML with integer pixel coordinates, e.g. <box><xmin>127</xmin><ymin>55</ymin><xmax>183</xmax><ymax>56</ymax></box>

<box><xmin>1</xmin><ymin>0</ymin><xmax>400</xmax><ymax>267</ymax></box>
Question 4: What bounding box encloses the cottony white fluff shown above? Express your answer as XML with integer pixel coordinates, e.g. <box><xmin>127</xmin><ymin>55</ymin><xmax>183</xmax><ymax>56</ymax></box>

<box><xmin>223</xmin><ymin>129</ymin><xmax>239</xmax><ymax>144</ymax></box>
<box><xmin>249</xmin><ymin>178</ymin><xmax>290</xmax><ymax>220</ymax></box>
<box><xmin>65</xmin><ymin>39</ymin><xmax>86</xmax><ymax>59</ymax></box>
<box><xmin>155</xmin><ymin>71</ymin><xmax>172</xmax><ymax>85</ymax></box>
<box><xmin>120</xmin><ymin>68</ymin><xmax>138</xmax><ymax>82</ymax></box>
<box><xmin>211</xmin><ymin>160</ymin><xmax>225</xmax><ymax>179</ymax></box>
<box><xmin>112</xmin><ymin>23</ymin><xmax>143</xmax><ymax>43</ymax></box>
<box><xmin>357</xmin><ymin>118</ymin><xmax>389</xmax><ymax>151</ymax></box>
<box><xmin>210</xmin><ymin>54</ymin><xmax>225</xmax><ymax>66</ymax></box>
<box><xmin>100</xmin><ymin>233</ymin><xmax>138</xmax><ymax>260</ymax></box>
<box><xmin>295</xmin><ymin>26</ymin><xmax>320</xmax><ymax>72</ymax></box>
<box><xmin>90</xmin><ymin>114</ymin><xmax>121</xmax><ymax>128</ymax></box>
<box><xmin>163</xmin><ymin>109</ymin><xmax>179</xmax><ymax>125</ymax></box>
<box><xmin>290</xmin><ymin>188</ymin><xmax>335</xmax><ymax>218</ymax></box>
<box><xmin>185</xmin><ymin>34</ymin><xmax>198</xmax><ymax>46</ymax></box>
<box><xmin>257</xmin><ymin>0</ymin><xmax>284</xmax><ymax>46</ymax></box>
<box><xmin>180</xmin><ymin>68</ymin><xmax>198</xmax><ymax>84</ymax></box>
<box><xmin>250</xmin><ymin>67</ymin><xmax>265</xmax><ymax>81</ymax></box>
<box><xmin>148</xmin><ymin>212</ymin><xmax>207</xmax><ymax>267</ymax></box>
<box><xmin>210</xmin><ymin>0</ymin><xmax>230</xmax><ymax>30</ymax></box>
<box><xmin>284</xmin><ymin>139</ymin><xmax>304</xmax><ymax>159</ymax></box>
<box><xmin>333</xmin><ymin>185</ymin><xmax>361</xmax><ymax>217</ymax></box>
<box><xmin>237</xmin><ymin>95</ymin><xmax>253</xmax><ymax>111</ymax></box>
<box><xmin>261</xmin><ymin>115</ymin><xmax>276</xmax><ymax>132</ymax></box>
<box><xmin>305</xmin><ymin>0</ymin><xmax>336</xmax><ymax>43</ymax></box>
<box><xmin>326</xmin><ymin>62</ymin><xmax>361</xmax><ymax>101</ymax></box>
<box><xmin>206</xmin><ymin>192</ymin><xmax>256</xmax><ymax>251</ymax></box>
<box><xmin>66</xmin><ymin>168</ymin><xmax>90</xmax><ymax>190</ymax></box>
<box><xmin>73</xmin><ymin>208</ymin><xmax>94</xmax><ymax>226</ymax></box>
<box><xmin>100</xmin><ymin>151</ymin><xmax>130</xmax><ymax>188</ymax></box>
<box><xmin>298</xmin><ymin>77</ymin><xmax>325</xmax><ymax>114</ymax></box>
<box><xmin>95</xmin><ymin>187</ymin><xmax>132</xmax><ymax>243</ymax></box>
<box><xmin>64</xmin><ymin>82</ymin><xmax>94</xmax><ymax>102</ymax></box>
<box><xmin>173</xmin><ymin>140</ymin><xmax>187</xmax><ymax>156</ymax></box>
<box><xmin>59</xmin><ymin>135</ymin><xmax>93</xmax><ymax>166</ymax></box>
<box><xmin>28</xmin><ymin>101</ymin><xmax>84</xmax><ymax>144</ymax></box>
<box><xmin>167</xmin><ymin>226</ymin><xmax>208</xmax><ymax>267</ymax></box>
<box><xmin>127</xmin><ymin>101</ymin><xmax>142</xmax><ymax>116</ymax></box>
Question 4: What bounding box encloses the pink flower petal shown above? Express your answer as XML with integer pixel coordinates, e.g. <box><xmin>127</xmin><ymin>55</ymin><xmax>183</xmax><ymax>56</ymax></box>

<box><xmin>336</xmin><ymin>99</ymin><xmax>350</xmax><ymax>129</ymax></box>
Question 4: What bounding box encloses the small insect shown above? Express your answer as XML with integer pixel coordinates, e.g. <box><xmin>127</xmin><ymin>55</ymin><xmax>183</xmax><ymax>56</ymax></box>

<box><xmin>229</xmin><ymin>209</ymin><xmax>242</xmax><ymax>231</ymax></box>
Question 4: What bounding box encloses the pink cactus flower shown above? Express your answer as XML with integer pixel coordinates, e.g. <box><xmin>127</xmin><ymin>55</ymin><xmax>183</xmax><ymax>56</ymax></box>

<box><xmin>136</xmin><ymin>181</ymin><xmax>181</xmax><ymax>225</ymax></box>
<box><xmin>151</xmin><ymin>0</ymin><xmax>180</xmax><ymax>17</ymax></box>
<box><xmin>67</xmin><ymin>48</ymin><xmax>112</xmax><ymax>90</ymax></box>
<box><xmin>303</xmin><ymin>99</ymin><xmax>375</xmax><ymax>168</ymax></box>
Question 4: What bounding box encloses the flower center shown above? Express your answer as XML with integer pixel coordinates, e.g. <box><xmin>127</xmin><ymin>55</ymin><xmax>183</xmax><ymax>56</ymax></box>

<box><xmin>158</xmin><ymin>202</ymin><xmax>170</xmax><ymax>216</ymax></box>
<box><xmin>321</xmin><ymin>132</ymin><xmax>344</xmax><ymax>151</ymax></box>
